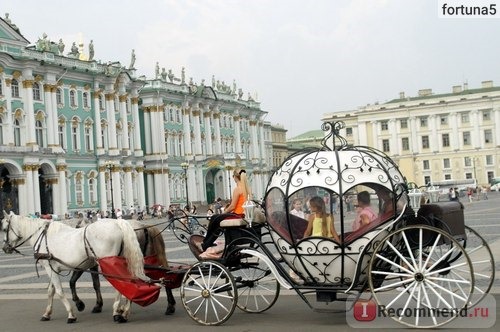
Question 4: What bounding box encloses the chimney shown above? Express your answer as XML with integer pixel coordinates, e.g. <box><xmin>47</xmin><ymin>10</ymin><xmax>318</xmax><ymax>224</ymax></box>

<box><xmin>452</xmin><ymin>85</ymin><xmax>462</xmax><ymax>93</ymax></box>
<box><xmin>399</xmin><ymin>92</ymin><xmax>405</xmax><ymax>99</ymax></box>
<box><xmin>481</xmin><ymin>80</ymin><xmax>493</xmax><ymax>88</ymax></box>
<box><xmin>418</xmin><ymin>89</ymin><xmax>432</xmax><ymax>97</ymax></box>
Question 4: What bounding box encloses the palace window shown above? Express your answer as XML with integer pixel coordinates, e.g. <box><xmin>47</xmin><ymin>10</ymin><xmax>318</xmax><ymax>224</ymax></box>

<box><xmin>11</xmin><ymin>79</ymin><xmax>19</xmax><ymax>98</ymax></box>
<box><xmin>382</xmin><ymin>139</ymin><xmax>390</xmax><ymax>152</ymax></box>
<box><xmin>463</xmin><ymin>131</ymin><xmax>471</xmax><ymax>145</ymax></box>
<box><xmin>56</xmin><ymin>88</ymin><xmax>63</xmax><ymax>105</ymax></box>
<box><xmin>443</xmin><ymin>158</ymin><xmax>451</xmax><ymax>169</ymax></box>
<box><xmin>380</xmin><ymin>121</ymin><xmax>388</xmax><ymax>131</ymax></box>
<box><xmin>484</xmin><ymin>129</ymin><xmax>493</xmax><ymax>144</ymax></box>
<box><xmin>400</xmin><ymin>119</ymin><xmax>408</xmax><ymax>129</ymax></box>
<box><xmin>423</xmin><ymin>160</ymin><xmax>430</xmax><ymax>170</ymax></box>
<box><xmin>419</xmin><ymin>117</ymin><xmax>428</xmax><ymax>127</ymax></box>
<box><xmin>422</xmin><ymin>135</ymin><xmax>429</xmax><ymax>149</ymax></box>
<box><xmin>483</xmin><ymin>110</ymin><xmax>491</xmax><ymax>121</ymax></box>
<box><xmin>461</xmin><ymin>112</ymin><xmax>469</xmax><ymax>123</ymax></box>
<box><xmin>13</xmin><ymin>118</ymin><xmax>21</xmax><ymax>146</ymax></box>
<box><xmin>70</xmin><ymin>90</ymin><xmax>77</xmax><ymax>107</ymax></box>
<box><xmin>442</xmin><ymin>133</ymin><xmax>450</xmax><ymax>147</ymax></box>
<box><xmin>401</xmin><ymin>137</ymin><xmax>409</xmax><ymax>151</ymax></box>
<box><xmin>32</xmin><ymin>82</ymin><xmax>41</xmax><ymax>101</ymax></box>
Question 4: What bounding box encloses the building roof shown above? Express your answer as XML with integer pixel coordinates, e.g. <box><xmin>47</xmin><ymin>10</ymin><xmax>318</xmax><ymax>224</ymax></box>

<box><xmin>386</xmin><ymin>85</ymin><xmax>500</xmax><ymax>104</ymax></box>
<box><xmin>288</xmin><ymin>129</ymin><xmax>324</xmax><ymax>141</ymax></box>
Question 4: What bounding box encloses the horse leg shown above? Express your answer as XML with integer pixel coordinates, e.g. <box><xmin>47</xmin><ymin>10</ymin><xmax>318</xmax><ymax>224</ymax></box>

<box><xmin>69</xmin><ymin>270</ymin><xmax>86</xmax><ymax>312</ymax></box>
<box><xmin>112</xmin><ymin>292</ymin><xmax>128</xmax><ymax>323</ymax></box>
<box><xmin>41</xmin><ymin>281</ymin><xmax>55</xmax><ymax>321</ymax></box>
<box><xmin>47</xmin><ymin>271</ymin><xmax>77</xmax><ymax>323</ymax></box>
<box><xmin>164</xmin><ymin>287</ymin><xmax>176</xmax><ymax>315</ymax></box>
<box><xmin>90</xmin><ymin>265</ymin><xmax>103</xmax><ymax>313</ymax></box>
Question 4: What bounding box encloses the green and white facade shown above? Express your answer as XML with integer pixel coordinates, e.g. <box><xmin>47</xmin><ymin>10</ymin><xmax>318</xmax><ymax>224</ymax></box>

<box><xmin>0</xmin><ymin>16</ymin><xmax>270</xmax><ymax>216</ymax></box>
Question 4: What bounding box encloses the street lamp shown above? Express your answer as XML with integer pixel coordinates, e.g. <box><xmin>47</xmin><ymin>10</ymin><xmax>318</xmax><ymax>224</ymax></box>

<box><xmin>225</xmin><ymin>165</ymin><xmax>232</xmax><ymax>198</ymax></box>
<box><xmin>106</xmin><ymin>163</ymin><xmax>117</xmax><ymax>219</ymax></box>
<box><xmin>181</xmin><ymin>162</ymin><xmax>189</xmax><ymax>210</ymax></box>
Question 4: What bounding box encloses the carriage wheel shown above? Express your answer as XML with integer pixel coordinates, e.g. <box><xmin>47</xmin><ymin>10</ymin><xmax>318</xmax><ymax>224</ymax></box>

<box><xmin>368</xmin><ymin>225</ymin><xmax>474</xmax><ymax>328</ymax></box>
<box><xmin>180</xmin><ymin>261</ymin><xmax>237</xmax><ymax>326</ymax></box>
<box><xmin>231</xmin><ymin>247</ymin><xmax>280</xmax><ymax>313</ymax></box>
<box><xmin>457</xmin><ymin>225</ymin><xmax>495</xmax><ymax>307</ymax></box>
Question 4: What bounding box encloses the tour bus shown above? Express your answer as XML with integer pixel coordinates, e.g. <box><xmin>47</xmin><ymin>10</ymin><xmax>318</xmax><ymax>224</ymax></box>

<box><xmin>430</xmin><ymin>179</ymin><xmax>477</xmax><ymax>197</ymax></box>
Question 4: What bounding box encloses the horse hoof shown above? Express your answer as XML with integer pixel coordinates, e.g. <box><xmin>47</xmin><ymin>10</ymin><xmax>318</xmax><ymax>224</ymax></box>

<box><xmin>75</xmin><ymin>301</ymin><xmax>85</xmax><ymax>312</ymax></box>
<box><xmin>67</xmin><ymin>318</ymin><xmax>77</xmax><ymax>324</ymax></box>
<box><xmin>91</xmin><ymin>306</ymin><xmax>102</xmax><ymax>313</ymax></box>
<box><xmin>165</xmin><ymin>306</ymin><xmax>175</xmax><ymax>315</ymax></box>
<box><xmin>113</xmin><ymin>315</ymin><xmax>128</xmax><ymax>323</ymax></box>
<box><xmin>40</xmin><ymin>316</ymin><xmax>50</xmax><ymax>321</ymax></box>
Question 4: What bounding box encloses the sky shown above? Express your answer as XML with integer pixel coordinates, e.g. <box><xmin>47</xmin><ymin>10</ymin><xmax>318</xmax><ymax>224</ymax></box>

<box><xmin>3</xmin><ymin>0</ymin><xmax>500</xmax><ymax>138</ymax></box>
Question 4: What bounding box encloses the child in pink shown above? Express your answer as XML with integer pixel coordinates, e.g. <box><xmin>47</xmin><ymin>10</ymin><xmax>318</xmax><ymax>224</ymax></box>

<box><xmin>352</xmin><ymin>191</ymin><xmax>377</xmax><ymax>231</ymax></box>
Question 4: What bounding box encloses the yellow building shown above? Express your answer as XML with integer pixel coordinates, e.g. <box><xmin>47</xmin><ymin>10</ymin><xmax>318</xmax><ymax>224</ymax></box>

<box><xmin>323</xmin><ymin>81</ymin><xmax>500</xmax><ymax>187</ymax></box>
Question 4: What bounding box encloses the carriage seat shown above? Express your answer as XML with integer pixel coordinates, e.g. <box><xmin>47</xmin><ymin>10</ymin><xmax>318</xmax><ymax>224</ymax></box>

<box><xmin>417</xmin><ymin>201</ymin><xmax>465</xmax><ymax>238</ymax></box>
<box><xmin>220</xmin><ymin>215</ymin><xmax>247</xmax><ymax>227</ymax></box>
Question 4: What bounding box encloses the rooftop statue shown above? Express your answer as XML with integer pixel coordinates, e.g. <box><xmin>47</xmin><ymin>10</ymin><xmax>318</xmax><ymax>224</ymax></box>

<box><xmin>58</xmin><ymin>39</ymin><xmax>65</xmax><ymax>55</ymax></box>
<box><xmin>129</xmin><ymin>49</ymin><xmax>136</xmax><ymax>69</ymax></box>
<box><xmin>88</xmin><ymin>40</ymin><xmax>94</xmax><ymax>61</ymax></box>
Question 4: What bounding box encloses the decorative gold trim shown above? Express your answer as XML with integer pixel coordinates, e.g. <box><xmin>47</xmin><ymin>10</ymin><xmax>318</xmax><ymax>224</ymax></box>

<box><xmin>22</xmin><ymin>80</ymin><xmax>34</xmax><ymax>88</ymax></box>
<box><xmin>56</xmin><ymin>164</ymin><xmax>67</xmax><ymax>172</ymax></box>
<box><xmin>192</xmin><ymin>110</ymin><xmax>200</xmax><ymax>117</ymax></box>
<box><xmin>119</xmin><ymin>94</ymin><xmax>128</xmax><ymax>102</ymax></box>
<box><xmin>131</xmin><ymin>97</ymin><xmax>139</xmax><ymax>104</ymax></box>
<box><xmin>12</xmin><ymin>71</ymin><xmax>21</xmax><ymax>79</ymax></box>
<box><xmin>34</xmin><ymin>75</ymin><xmax>43</xmax><ymax>82</ymax></box>
<box><xmin>105</xmin><ymin>93</ymin><xmax>115</xmax><ymax>101</ymax></box>
<box><xmin>5</xmin><ymin>78</ymin><xmax>11</xmax><ymax>86</ymax></box>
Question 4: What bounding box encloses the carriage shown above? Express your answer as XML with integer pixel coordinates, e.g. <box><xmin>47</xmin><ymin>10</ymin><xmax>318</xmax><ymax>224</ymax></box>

<box><xmin>1</xmin><ymin>121</ymin><xmax>494</xmax><ymax>328</ymax></box>
<box><xmin>173</xmin><ymin>121</ymin><xmax>494</xmax><ymax>328</ymax></box>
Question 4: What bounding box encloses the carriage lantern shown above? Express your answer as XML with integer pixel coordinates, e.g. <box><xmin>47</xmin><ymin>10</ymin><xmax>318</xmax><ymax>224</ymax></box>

<box><xmin>408</xmin><ymin>187</ymin><xmax>423</xmax><ymax>216</ymax></box>
<box><xmin>242</xmin><ymin>196</ymin><xmax>255</xmax><ymax>227</ymax></box>
<box><xmin>427</xmin><ymin>185</ymin><xmax>440</xmax><ymax>203</ymax></box>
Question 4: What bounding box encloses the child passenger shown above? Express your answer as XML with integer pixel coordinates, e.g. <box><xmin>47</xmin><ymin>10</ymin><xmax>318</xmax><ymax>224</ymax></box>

<box><xmin>352</xmin><ymin>191</ymin><xmax>377</xmax><ymax>231</ymax></box>
<box><xmin>303</xmin><ymin>196</ymin><xmax>340</xmax><ymax>242</ymax></box>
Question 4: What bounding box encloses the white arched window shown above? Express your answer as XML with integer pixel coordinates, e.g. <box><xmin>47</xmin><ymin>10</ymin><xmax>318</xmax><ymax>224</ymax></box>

<box><xmin>88</xmin><ymin>177</ymin><xmax>97</xmax><ymax>204</ymax></box>
<box><xmin>69</xmin><ymin>90</ymin><xmax>77</xmax><ymax>107</ymax></box>
<box><xmin>84</xmin><ymin>120</ymin><xmax>94</xmax><ymax>152</ymax></box>
<box><xmin>98</xmin><ymin>94</ymin><xmax>104</xmax><ymax>110</ymax></box>
<box><xmin>32</xmin><ymin>82</ymin><xmax>41</xmax><ymax>101</ymax></box>
<box><xmin>56</xmin><ymin>88</ymin><xmax>63</xmax><ymax>105</ymax></box>
<box><xmin>58</xmin><ymin>117</ymin><xmax>66</xmax><ymax>150</ymax></box>
<box><xmin>11</xmin><ymin>79</ymin><xmax>19</xmax><ymax>98</ymax></box>
<box><xmin>71</xmin><ymin>117</ymin><xmax>81</xmax><ymax>152</ymax></box>
<box><xmin>83</xmin><ymin>92</ymin><xmax>89</xmax><ymax>108</ymax></box>
<box><xmin>13</xmin><ymin>118</ymin><xmax>21</xmax><ymax>146</ymax></box>
<box><xmin>35</xmin><ymin>119</ymin><xmax>45</xmax><ymax>147</ymax></box>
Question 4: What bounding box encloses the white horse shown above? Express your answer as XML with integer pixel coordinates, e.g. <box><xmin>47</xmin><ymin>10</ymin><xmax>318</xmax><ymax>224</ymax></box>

<box><xmin>1</xmin><ymin>211</ymin><xmax>148</xmax><ymax>323</ymax></box>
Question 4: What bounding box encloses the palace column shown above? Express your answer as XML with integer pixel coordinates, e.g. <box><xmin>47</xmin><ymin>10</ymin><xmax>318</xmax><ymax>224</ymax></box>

<box><xmin>258</xmin><ymin>121</ymin><xmax>266</xmax><ymax>161</ymax></box>
<box><xmin>249</xmin><ymin>120</ymin><xmax>259</xmax><ymax>162</ymax></box>
<box><xmin>136</xmin><ymin>165</ymin><xmax>146</xmax><ymax>210</ymax></box>
<box><xmin>409</xmin><ymin>117</ymin><xmax>418</xmax><ymax>153</ymax></box>
<box><xmin>22</xmin><ymin>164</ymin><xmax>36</xmax><ymax>213</ymax></box>
<box><xmin>43</xmin><ymin>84</ymin><xmax>55</xmax><ymax>147</ymax></box>
<box><xmin>131</xmin><ymin>96</ymin><xmax>143</xmax><ymax>154</ymax></box>
<box><xmin>182</xmin><ymin>107</ymin><xmax>192</xmax><ymax>155</ymax></box>
<box><xmin>204</xmin><ymin>105</ymin><xmax>213</xmax><ymax>155</ymax></box>
<box><xmin>371</xmin><ymin>120</ymin><xmax>378</xmax><ymax>149</ymax></box>
<box><xmin>22</xmin><ymin>79</ymin><xmax>36</xmax><ymax>146</ymax></box>
<box><xmin>46</xmin><ymin>177</ymin><xmax>60</xmax><ymax>215</ymax></box>
<box><xmin>213</xmin><ymin>110</ymin><xmax>222</xmax><ymax>155</ymax></box>
<box><xmin>192</xmin><ymin>107</ymin><xmax>202</xmax><ymax>155</ymax></box>
<box><xmin>122</xmin><ymin>164</ymin><xmax>133</xmax><ymax>209</ymax></box>
<box><xmin>358</xmin><ymin>121</ymin><xmax>367</xmax><ymax>145</ymax></box>
<box><xmin>234</xmin><ymin>115</ymin><xmax>242</xmax><ymax>153</ymax></box>
<box><xmin>389</xmin><ymin>119</ymin><xmax>397</xmax><ymax>155</ymax></box>
<box><xmin>50</xmin><ymin>85</ymin><xmax>61</xmax><ymax>148</ymax></box>
<box><xmin>494</xmin><ymin>108</ymin><xmax>500</xmax><ymax>146</ymax></box>
<box><xmin>450</xmin><ymin>113</ymin><xmax>459</xmax><ymax>150</ymax></box>
<box><xmin>3</xmin><ymin>78</ymin><xmax>13</xmax><ymax>145</ymax></box>
<box><xmin>119</xmin><ymin>94</ymin><xmax>130</xmax><ymax>150</ymax></box>
<box><xmin>471</xmin><ymin>110</ymin><xmax>480</xmax><ymax>149</ymax></box>
<box><xmin>11</xmin><ymin>178</ymin><xmax>27</xmax><ymax>215</ymax></box>
<box><xmin>32</xmin><ymin>164</ymin><xmax>41</xmax><ymax>213</ymax></box>
<box><xmin>105</xmin><ymin>91</ymin><xmax>118</xmax><ymax>154</ymax></box>
<box><xmin>428</xmin><ymin>115</ymin><xmax>438</xmax><ymax>153</ymax></box>
<box><xmin>98</xmin><ymin>165</ymin><xmax>107</xmax><ymax>214</ymax></box>
<box><xmin>56</xmin><ymin>163</ymin><xmax>68</xmax><ymax>217</ymax></box>
<box><xmin>93</xmin><ymin>91</ymin><xmax>103</xmax><ymax>153</ymax></box>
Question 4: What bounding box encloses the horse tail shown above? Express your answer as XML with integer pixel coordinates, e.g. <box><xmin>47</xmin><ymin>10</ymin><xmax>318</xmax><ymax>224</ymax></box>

<box><xmin>148</xmin><ymin>226</ymin><xmax>169</xmax><ymax>268</ymax></box>
<box><xmin>113</xmin><ymin>219</ymin><xmax>148</xmax><ymax>281</ymax></box>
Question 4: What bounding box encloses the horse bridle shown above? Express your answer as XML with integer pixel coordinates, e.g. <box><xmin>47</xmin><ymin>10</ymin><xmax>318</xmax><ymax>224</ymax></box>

<box><xmin>2</xmin><ymin>215</ymin><xmax>42</xmax><ymax>255</ymax></box>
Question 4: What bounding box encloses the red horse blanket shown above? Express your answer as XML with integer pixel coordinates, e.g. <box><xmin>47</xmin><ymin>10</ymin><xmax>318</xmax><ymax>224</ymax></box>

<box><xmin>98</xmin><ymin>256</ymin><xmax>161</xmax><ymax>307</ymax></box>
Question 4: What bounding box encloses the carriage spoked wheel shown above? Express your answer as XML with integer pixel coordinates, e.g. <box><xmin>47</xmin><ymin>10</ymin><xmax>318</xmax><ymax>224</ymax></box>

<box><xmin>368</xmin><ymin>225</ymin><xmax>474</xmax><ymax>328</ymax></box>
<box><xmin>455</xmin><ymin>225</ymin><xmax>495</xmax><ymax>308</ymax></box>
<box><xmin>180</xmin><ymin>261</ymin><xmax>237</xmax><ymax>326</ymax></box>
<box><xmin>228</xmin><ymin>241</ymin><xmax>280</xmax><ymax>313</ymax></box>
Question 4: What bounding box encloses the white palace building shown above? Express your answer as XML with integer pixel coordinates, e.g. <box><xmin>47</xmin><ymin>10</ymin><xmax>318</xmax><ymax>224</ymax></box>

<box><xmin>323</xmin><ymin>82</ymin><xmax>500</xmax><ymax>188</ymax></box>
<box><xmin>0</xmin><ymin>15</ymin><xmax>271</xmax><ymax>216</ymax></box>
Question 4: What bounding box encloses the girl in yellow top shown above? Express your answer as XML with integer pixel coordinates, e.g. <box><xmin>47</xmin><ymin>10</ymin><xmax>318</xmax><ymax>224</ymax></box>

<box><xmin>199</xmin><ymin>168</ymin><xmax>251</xmax><ymax>252</ymax></box>
<box><xmin>303</xmin><ymin>196</ymin><xmax>340</xmax><ymax>243</ymax></box>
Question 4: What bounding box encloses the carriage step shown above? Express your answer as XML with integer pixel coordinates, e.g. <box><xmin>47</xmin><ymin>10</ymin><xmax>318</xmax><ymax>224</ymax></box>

<box><xmin>34</xmin><ymin>253</ymin><xmax>53</xmax><ymax>260</ymax></box>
